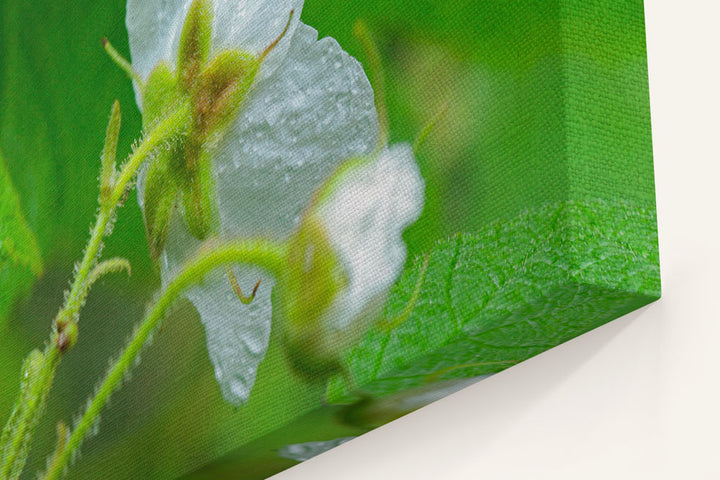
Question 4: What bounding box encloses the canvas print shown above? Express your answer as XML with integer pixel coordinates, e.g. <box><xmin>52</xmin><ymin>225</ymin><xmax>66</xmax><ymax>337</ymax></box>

<box><xmin>0</xmin><ymin>0</ymin><xmax>659</xmax><ymax>478</ymax></box>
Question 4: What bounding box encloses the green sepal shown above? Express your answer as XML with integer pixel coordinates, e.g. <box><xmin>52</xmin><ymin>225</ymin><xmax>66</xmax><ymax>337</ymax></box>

<box><xmin>180</xmin><ymin>148</ymin><xmax>217</xmax><ymax>240</ymax></box>
<box><xmin>142</xmin><ymin>62</ymin><xmax>179</xmax><ymax>129</ymax></box>
<box><xmin>279</xmin><ymin>218</ymin><xmax>348</xmax><ymax>377</ymax></box>
<box><xmin>178</xmin><ymin>49</ymin><xmax>259</xmax><ymax>239</ymax></box>
<box><xmin>143</xmin><ymin>157</ymin><xmax>179</xmax><ymax>260</ymax></box>
<box><xmin>177</xmin><ymin>0</ymin><xmax>213</xmax><ymax>92</ymax></box>
<box><xmin>192</xmin><ymin>49</ymin><xmax>259</xmax><ymax>138</ymax></box>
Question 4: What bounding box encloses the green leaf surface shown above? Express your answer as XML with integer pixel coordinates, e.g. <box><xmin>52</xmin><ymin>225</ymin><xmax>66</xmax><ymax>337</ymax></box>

<box><xmin>328</xmin><ymin>198</ymin><xmax>660</xmax><ymax>401</ymax></box>
<box><xmin>0</xmin><ymin>150</ymin><xmax>42</xmax><ymax>322</ymax></box>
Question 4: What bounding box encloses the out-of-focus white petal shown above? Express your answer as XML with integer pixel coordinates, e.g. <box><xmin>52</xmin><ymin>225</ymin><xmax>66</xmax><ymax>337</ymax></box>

<box><xmin>126</xmin><ymin>0</ymin><xmax>303</xmax><ymax>103</ymax></box>
<box><xmin>213</xmin><ymin>23</ymin><xmax>379</xmax><ymax>240</ymax></box>
<box><xmin>317</xmin><ymin>144</ymin><xmax>425</xmax><ymax>331</ymax></box>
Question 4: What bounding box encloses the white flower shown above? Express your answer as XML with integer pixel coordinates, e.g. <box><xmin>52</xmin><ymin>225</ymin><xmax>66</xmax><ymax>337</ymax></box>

<box><xmin>127</xmin><ymin>0</ymin><xmax>380</xmax><ymax>404</ymax></box>
<box><xmin>279</xmin><ymin>144</ymin><xmax>424</xmax><ymax>374</ymax></box>
<box><xmin>316</xmin><ymin>145</ymin><xmax>424</xmax><ymax>331</ymax></box>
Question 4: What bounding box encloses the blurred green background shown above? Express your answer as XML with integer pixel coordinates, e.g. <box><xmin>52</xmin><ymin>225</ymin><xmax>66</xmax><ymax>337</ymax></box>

<box><xmin>0</xmin><ymin>0</ymin><xmax>653</xmax><ymax>478</ymax></box>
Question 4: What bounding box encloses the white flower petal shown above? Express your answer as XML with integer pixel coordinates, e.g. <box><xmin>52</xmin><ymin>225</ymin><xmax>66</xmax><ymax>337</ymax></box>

<box><xmin>159</xmin><ymin>214</ymin><xmax>274</xmax><ymax>405</ymax></box>
<box><xmin>126</xmin><ymin>0</ymin><xmax>192</xmax><ymax>80</ymax></box>
<box><xmin>213</xmin><ymin>23</ymin><xmax>379</xmax><ymax>240</ymax></box>
<box><xmin>317</xmin><ymin>144</ymin><xmax>425</xmax><ymax>330</ymax></box>
<box><xmin>126</xmin><ymin>0</ymin><xmax>303</xmax><ymax>103</ymax></box>
<box><xmin>211</xmin><ymin>0</ymin><xmax>303</xmax><ymax>81</ymax></box>
<box><xmin>184</xmin><ymin>267</ymin><xmax>274</xmax><ymax>404</ymax></box>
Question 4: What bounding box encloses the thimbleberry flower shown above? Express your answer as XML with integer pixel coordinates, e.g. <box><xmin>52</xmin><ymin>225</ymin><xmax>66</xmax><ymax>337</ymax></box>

<box><xmin>127</xmin><ymin>0</ymin><xmax>380</xmax><ymax>404</ymax></box>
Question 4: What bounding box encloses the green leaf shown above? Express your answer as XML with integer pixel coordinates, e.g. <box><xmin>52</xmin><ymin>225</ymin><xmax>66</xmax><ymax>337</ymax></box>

<box><xmin>0</xmin><ymin>150</ymin><xmax>42</xmax><ymax>323</ymax></box>
<box><xmin>327</xmin><ymin>198</ymin><xmax>660</xmax><ymax>402</ymax></box>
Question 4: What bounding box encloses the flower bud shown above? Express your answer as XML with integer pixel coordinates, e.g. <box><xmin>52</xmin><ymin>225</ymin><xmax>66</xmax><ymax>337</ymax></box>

<box><xmin>280</xmin><ymin>144</ymin><xmax>424</xmax><ymax>377</ymax></box>
<box><xmin>279</xmin><ymin>218</ymin><xmax>348</xmax><ymax>376</ymax></box>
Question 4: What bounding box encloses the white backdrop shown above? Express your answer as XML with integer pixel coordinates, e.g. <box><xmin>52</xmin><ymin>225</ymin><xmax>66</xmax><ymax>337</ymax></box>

<box><xmin>274</xmin><ymin>1</ymin><xmax>720</xmax><ymax>478</ymax></box>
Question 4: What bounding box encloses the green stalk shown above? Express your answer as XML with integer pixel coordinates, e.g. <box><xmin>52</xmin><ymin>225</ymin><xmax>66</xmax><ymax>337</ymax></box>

<box><xmin>0</xmin><ymin>348</ymin><xmax>58</xmax><ymax>480</ymax></box>
<box><xmin>64</xmin><ymin>103</ymin><xmax>190</xmax><ymax>320</ymax></box>
<box><xmin>0</xmin><ymin>102</ymin><xmax>190</xmax><ymax>480</ymax></box>
<box><xmin>42</xmin><ymin>239</ymin><xmax>287</xmax><ymax>480</ymax></box>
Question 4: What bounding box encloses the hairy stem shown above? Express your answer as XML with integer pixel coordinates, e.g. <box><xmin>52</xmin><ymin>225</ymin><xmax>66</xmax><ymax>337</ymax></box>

<box><xmin>0</xmin><ymin>348</ymin><xmax>58</xmax><ymax>480</ymax></box>
<box><xmin>64</xmin><ymin>103</ymin><xmax>190</xmax><ymax>320</ymax></box>
<box><xmin>42</xmin><ymin>239</ymin><xmax>287</xmax><ymax>480</ymax></box>
<box><xmin>0</xmin><ymin>102</ymin><xmax>190</xmax><ymax>480</ymax></box>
